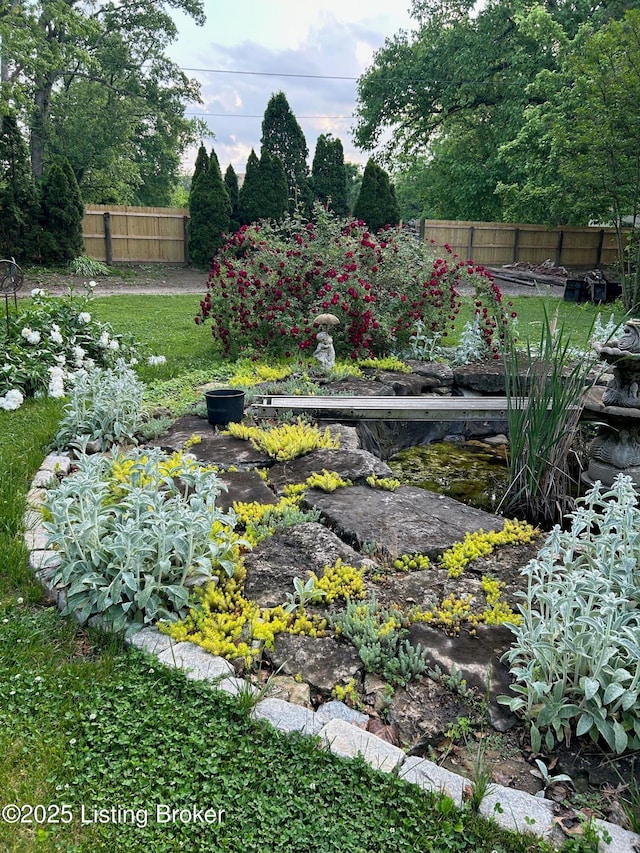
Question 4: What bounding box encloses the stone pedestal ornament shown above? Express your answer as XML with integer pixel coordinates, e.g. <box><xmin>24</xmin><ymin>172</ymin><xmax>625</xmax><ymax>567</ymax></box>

<box><xmin>584</xmin><ymin>318</ymin><xmax>640</xmax><ymax>487</ymax></box>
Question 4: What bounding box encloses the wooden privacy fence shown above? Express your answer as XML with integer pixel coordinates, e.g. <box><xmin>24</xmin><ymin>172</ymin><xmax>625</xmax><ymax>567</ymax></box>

<box><xmin>82</xmin><ymin>205</ymin><xmax>190</xmax><ymax>264</ymax></box>
<box><xmin>81</xmin><ymin>205</ymin><xmax>626</xmax><ymax>269</ymax></box>
<box><xmin>419</xmin><ymin>219</ymin><xmax>625</xmax><ymax>269</ymax></box>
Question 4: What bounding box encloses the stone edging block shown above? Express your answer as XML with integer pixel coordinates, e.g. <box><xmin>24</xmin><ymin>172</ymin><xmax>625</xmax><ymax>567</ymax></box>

<box><xmin>319</xmin><ymin>718</ymin><xmax>405</xmax><ymax>773</ymax></box>
<box><xmin>23</xmin><ymin>455</ymin><xmax>640</xmax><ymax>853</ymax></box>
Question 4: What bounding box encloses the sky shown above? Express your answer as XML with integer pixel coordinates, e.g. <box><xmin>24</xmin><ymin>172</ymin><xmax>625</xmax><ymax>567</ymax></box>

<box><xmin>166</xmin><ymin>1</ymin><xmax>415</xmax><ymax>176</ymax></box>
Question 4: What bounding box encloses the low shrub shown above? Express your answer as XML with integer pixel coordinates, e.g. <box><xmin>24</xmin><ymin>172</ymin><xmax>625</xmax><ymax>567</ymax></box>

<box><xmin>196</xmin><ymin>205</ymin><xmax>507</xmax><ymax>360</ymax></box>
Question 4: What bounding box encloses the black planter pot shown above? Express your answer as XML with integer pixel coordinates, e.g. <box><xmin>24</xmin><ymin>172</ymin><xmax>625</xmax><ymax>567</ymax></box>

<box><xmin>204</xmin><ymin>389</ymin><xmax>245</xmax><ymax>425</ymax></box>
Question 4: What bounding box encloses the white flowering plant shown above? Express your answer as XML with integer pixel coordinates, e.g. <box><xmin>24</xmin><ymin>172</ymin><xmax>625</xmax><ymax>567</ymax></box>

<box><xmin>0</xmin><ymin>286</ymin><xmax>137</xmax><ymax>410</ymax></box>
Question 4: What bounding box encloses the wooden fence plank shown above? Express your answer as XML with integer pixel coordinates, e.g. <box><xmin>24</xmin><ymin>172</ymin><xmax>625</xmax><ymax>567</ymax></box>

<box><xmin>80</xmin><ymin>206</ymin><xmax>629</xmax><ymax>269</ymax></box>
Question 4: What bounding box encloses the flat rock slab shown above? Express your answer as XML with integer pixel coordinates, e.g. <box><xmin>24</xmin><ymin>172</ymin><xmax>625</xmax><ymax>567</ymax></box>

<box><xmin>267</xmin><ymin>634</ymin><xmax>363</xmax><ymax>696</ymax></box>
<box><xmin>453</xmin><ymin>361</ymin><xmax>507</xmax><ymax>393</ymax></box>
<box><xmin>268</xmin><ymin>448</ymin><xmax>392</xmax><ymax>492</ymax></box>
<box><xmin>321</xmin><ymin>378</ymin><xmax>395</xmax><ymax>396</ymax></box>
<box><xmin>387</xmin><ymin>677</ymin><xmax>470</xmax><ymax>753</ymax></box>
<box><xmin>151</xmin><ymin>415</ymin><xmax>271</xmax><ymax>467</ymax></box>
<box><xmin>405</xmin><ymin>361</ymin><xmax>454</xmax><ymax>387</ymax></box>
<box><xmin>304</xmin><ymin>485</ymin><xmax>504</xmax><ymax>561</ymax></box>
<box><xmin>215</xmin><ymin>470</ymin><xmax>277</xmax><ymax>513</ymax></box>
<box><xmin>370</xmin><ymin>567</ymin><xmax>485</xmax><ymax>612</ymax></box>
<box><xmin>244</xmin><ymin>522</ymin><xmax>370</xmax><ymax>608</ymax></box>
<box><xmin>407</xmin><ymin>623</ymin><xmax>517</xmax><ymax>732</ymax></box>
<box><xmin>360</xmin><ymin>369</ymin><xmax>439</xmax><ymax>396</ymax></box>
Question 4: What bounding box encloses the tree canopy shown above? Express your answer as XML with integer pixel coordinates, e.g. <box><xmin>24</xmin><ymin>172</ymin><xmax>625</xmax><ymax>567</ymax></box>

<box><xmin>0</xmin><ymin>0</ymin><xmax>207</xmax><ymax>205</ymax></box>
<box><xmin>355</xmin><ymin>0</ymin><xmax>640</xmax><ymax>223</ymax></box>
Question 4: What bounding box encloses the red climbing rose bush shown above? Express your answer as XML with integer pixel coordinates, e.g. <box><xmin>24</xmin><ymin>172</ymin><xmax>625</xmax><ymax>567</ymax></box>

<box><xmin>196</xmin><ymin>205</ymin><xmax>507</xmax><ymax>360</ymax></box>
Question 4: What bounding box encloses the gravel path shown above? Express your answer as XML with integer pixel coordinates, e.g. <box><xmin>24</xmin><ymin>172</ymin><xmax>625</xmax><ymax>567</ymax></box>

<box><xmin>19</xmin><ymin>264</ymin><xmax>564</xmax><ymax>299</ymax></box>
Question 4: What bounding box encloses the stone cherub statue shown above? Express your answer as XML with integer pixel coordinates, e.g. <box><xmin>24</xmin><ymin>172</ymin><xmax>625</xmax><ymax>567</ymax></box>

<box><xmin>312</xmin><ymin>313</ymin><xmax>339</xmax><ymax>370</ymax></box>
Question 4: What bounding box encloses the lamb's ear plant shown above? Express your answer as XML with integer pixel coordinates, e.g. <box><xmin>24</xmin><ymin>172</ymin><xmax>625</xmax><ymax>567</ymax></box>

<box><xmin>283</xmin><ymin>576</ymin><xmax>326</xmax><ymax>614</ymax></box>
<box><xmin>44</xmin><ymin>448</ymin><xmax>245</xmax><ymax>635</ymax></box>
<box><xmin>54</xmin><ymin>360</ymin><xmax>145</xmax><ymax>450</ymax></box>
<box><xmin>500</xmin><ymin>302</ymin><xmax>602</xmax><ymax>526</ymax></box>
<box><xmin>499</xmin><ymin>475</ymin><xmax>640</xmax><ymax>755</ymax></box>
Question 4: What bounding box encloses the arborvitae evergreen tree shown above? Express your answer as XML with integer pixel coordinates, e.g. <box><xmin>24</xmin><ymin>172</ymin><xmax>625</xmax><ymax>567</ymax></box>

<box><xmin>258</xmin><ymin>150</ymin><xmax>288</xmax><ymax>221</ymax></box>
<box><xmin>187</xmin><ymin>146</ymin><xmax>231</xmax><ymax>268</ymax></box>
<box><xmin>261</xmin><ymin>91</ymin><xmax>312</xmax><ymax>216</ymax></box>
<box><xmin>0</xmin><ymin>115</ymin><xmax>39</xmax><ymax>261</ymax></box>
<box><xmin>238</xmin><ymin>149</ymin><xmax>262</xmax><ymax>225</ymax></box>
<box><xmin>192</xmin><ymin>145</ymin><xmax>209</xmax><ymax>185</ymax></box>
<box><xmin>224</xmin><ymin>164</ymin><xmax>240</xmax><ymax>233</ymax></box>
<box><xmin>311</xmin><ymin>133</ymin><xmax>348</xmax><ymax>216</ymax></box>
<box><xmin>38</xmin><ymin>158</ymin><xmax>84</xmax><ymax>264</ymax></box>
<box><xmin>353</xmin><ymin>159</ymin><xmax>400</xmax><ymax>232</ymax></box>
<box><xmin>61</xmin><ymin>158</ymin><xmax>85</xmax><ymax>222</ymax></box>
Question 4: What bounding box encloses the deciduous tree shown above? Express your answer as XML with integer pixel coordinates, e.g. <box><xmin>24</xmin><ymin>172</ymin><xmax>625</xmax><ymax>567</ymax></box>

<box><xmin>0</xmin><ymin>0</ymin><xmax>206</xmax><ymax>204</ymax></box>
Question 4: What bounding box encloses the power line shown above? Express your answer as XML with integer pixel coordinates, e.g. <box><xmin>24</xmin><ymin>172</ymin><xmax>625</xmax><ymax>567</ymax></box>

<box><xmin>180</xmin><ymin>67</ymin><xmax>359</xmax><ymax>81</ymax></box>
<box><xmin>185</xmin><ymin>111</ymin><xmax>351</xmax><ymax>119</ymax></box>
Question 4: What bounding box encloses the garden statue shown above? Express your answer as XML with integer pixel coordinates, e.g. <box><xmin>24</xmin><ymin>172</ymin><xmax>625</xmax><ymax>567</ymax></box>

<box><xmin>313</xmin><ymin>330</ymin><xmax>336</xmax><ymax>370</ymax></box>
<box><xmin>313</xmin><ymin>313</ymin><xmax>339</xmax><ymax>371</ymax></box>
<box><xmin>584</xmin><ymin>318</ymin><xmax>640</xmax><ymax>487</ymax></box>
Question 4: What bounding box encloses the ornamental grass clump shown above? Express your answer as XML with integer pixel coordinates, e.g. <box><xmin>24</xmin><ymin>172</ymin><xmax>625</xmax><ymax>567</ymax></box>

<box><xmin>501</xmin><ymin>303</ymin><xmax>602</xmax><ymax>526</ymax></box>
<box><xmin>500</xmin><ymin>475</ymin><xmax>640</xmax><ymax>755</ymax></box>
<box><xmin>43</xmin><ymin>448</ymin><xmax>244</xmax><ymax>635</ymax></box>
<box><xmin>196</xmin><ymin>204</ymin><xmax>507</xmax><ymax>360</ymax></box>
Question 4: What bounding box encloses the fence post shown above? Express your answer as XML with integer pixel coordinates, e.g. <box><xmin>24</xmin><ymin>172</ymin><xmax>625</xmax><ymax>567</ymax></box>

<box><xmin>103</xmin><ymin>211</ymin><xmax>113</xmax><ymax>266</ymax></box>
<box><xmin>183</xmin><ymin>215</ymin><xmax>190</xmax><ymax>265</ymax></box>
<box><xmin>596</xmin><ymin>229</ymin><xmax>604</xmax><ymax>267</ymax></box>
<box><xmin>556</xmin><ymin>229</ymin><xmax>564</xmax><ymax>267</ymax></box>
<box><xmin>467</xmin><ymin>226</ymin><xmax>474</xmax><ymax>260</ymax></box>
<box><xmin>513</xmin><ymin>228</ymin><xmax>520</xmax><ymax>263</ymax></box>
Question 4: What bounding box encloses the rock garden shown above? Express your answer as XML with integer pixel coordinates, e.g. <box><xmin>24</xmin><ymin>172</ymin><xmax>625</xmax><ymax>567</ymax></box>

<box><xmin>4</xmin><ymin>215</ymin><xmax>640</xmax><ymax>851</ymax></box>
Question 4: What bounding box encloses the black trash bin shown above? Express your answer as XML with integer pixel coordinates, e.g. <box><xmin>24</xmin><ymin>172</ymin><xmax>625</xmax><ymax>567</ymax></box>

<box><xmin>204</xmin><ymin>389</ymin><xmax>245</xmax><ymax>425</ymax></box>
<box><xmin>563</xmin><ymin>279</ymin><xmax>589</xmax><ymax>303</ymax></box>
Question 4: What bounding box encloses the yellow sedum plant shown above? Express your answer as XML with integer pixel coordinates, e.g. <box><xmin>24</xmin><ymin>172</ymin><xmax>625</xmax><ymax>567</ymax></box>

<box><xmin>312</xmin><ymin>559</ymin><xmax>366</xmax><ymax>603</ymax></box>
<box><xmin>305</xmin><ymin>469</ymin><xmax>352</xmax><ymax>492</ymax></box>
<box><xmin>439</xmin><ymin>519</ymin><xmax>537</xmax><ymax>578</ymax></box>
<box><xmin>161</xmin><ymin>563</ymin><xmax>327</xmax><ymax>668</ymax></box>
<box><xmin>225</xmin><ymin>418</ymin><xmax>339</xmax><ymax>461</ymax></box>
<box><xmin>358</xmin><ymin>356</ymin><xmax>412</xmax><ymax>373</ymax></box>
<box><xmin>366</xmin><ymin>474</ymin><xmax>401</xmax><ymax>491</ymax></box>
<box><xmin>229</xmin><ymin>363</ymin><xmax>292</xmax><ymax>387</ymax></box>
<box><xmin>393</xmin><ymin>552</ymin><xmax>430</xmax><ymax>571</ymax></box>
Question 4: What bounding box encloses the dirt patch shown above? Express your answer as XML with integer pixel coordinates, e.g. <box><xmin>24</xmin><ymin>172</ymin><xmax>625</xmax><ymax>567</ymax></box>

<box><xmin>17</xmin><ymin>263</ymin><xmax>563</xmax><ymax>299</ymax></box>
<box><xmin>20</xmin><ymin>264</ymin><xmax>208</xmax><ymax>297</ymax></box>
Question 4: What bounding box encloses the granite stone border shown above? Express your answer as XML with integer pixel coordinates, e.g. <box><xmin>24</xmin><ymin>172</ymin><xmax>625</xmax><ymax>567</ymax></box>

<box><xmin>22</xmin><ymin>452</ymin><xmax>640</xmax><ymax>853</ymax></box>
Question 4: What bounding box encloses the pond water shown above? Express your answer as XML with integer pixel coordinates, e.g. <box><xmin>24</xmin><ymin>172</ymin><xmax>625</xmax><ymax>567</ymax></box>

<box><xmin>388</xmin><ymin>440</ymin><xmax>510</xmax><ymax>512</ymax></box>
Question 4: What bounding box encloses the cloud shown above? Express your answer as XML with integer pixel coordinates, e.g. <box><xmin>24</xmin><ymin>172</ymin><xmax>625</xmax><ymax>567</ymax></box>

<box><xmin>172</xmin><ymin>7</ymin><xmax>412</xmax><ymax>175</ymax></box>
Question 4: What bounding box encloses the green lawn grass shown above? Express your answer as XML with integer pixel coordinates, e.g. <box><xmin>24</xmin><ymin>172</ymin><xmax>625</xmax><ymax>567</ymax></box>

<box><xmin>0</xmin><ymin>290</ymin><xmax>617</xmax><ymax>853</ymax></box>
